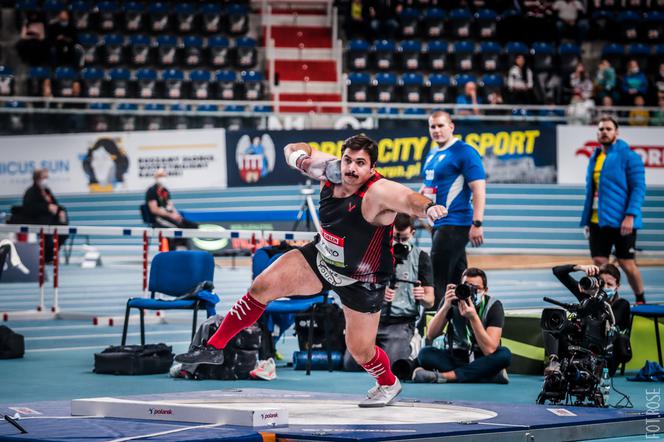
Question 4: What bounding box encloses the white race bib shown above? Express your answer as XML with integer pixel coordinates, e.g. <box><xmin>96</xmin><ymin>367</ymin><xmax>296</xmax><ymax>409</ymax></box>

<box><xmin>315</xmin><ymin>228</ymin><xmax>345</xmax><ymax>268</ymax></box>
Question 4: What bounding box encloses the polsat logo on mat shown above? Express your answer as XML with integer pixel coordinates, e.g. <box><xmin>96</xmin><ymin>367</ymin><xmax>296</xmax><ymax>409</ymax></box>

<box><xmin>575</xmin><ymin>141</ymin><xmax>664</xmax><ymax>168</ymax></box>
<box><xmin>148</xmin><ymin>408</ymin><xmax>173</xmax><ymax>415</ymax></box>
<box><xmin>235</xmin><ymin>134</ymin><xmax>276</xmax><ymax>183</ymax></box>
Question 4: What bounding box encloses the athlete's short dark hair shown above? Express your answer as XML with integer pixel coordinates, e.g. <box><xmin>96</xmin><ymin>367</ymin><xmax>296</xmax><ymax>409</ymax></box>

<box><xmin>342</xmin><ymin>134</ymin><xmax>378</xmax><ymax>166</ymax></box>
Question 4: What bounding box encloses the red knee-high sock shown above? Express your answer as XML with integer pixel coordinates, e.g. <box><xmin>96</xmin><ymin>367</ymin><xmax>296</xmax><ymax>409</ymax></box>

<box><xmin>361</xmin><ymin>345</ymin><xmax>396</xmax><ymax>386</ymax></box>
<box><xmin>206</xmin><ymin>292</ymin><xmax>266</xmax><ymax>349</ymax></box>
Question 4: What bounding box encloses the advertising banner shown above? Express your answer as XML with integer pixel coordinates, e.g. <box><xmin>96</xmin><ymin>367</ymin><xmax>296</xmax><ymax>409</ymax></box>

<box><xmin>0</xmin><ymin>129</ymin><xmax>227</xmax><ymax>196</ymax></box>
<box><xmin>225</xmin><ymin>124</ymin><xmax>557</xmax><ymax>187</ymax></box>
<box><xmin>557</xmin><ymin>126</ymin><xmax>664</xmax><ymax>185</ymax></box>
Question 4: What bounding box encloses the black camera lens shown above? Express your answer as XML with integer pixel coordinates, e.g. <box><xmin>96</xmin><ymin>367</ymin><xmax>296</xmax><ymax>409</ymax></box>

<box><xmin>579</xmin><ymin>276</ymin><xmax>604</xmax><ymax>291</ymax></box>
<box><xmin>392</xmin><ymin>242</ymin><xmax>411</xmax><ymax>262</ymax></box>
<box><xmin>455</xmin><ymin>283</ymin><xmax>477</xmax><ymax>301</ymax></box>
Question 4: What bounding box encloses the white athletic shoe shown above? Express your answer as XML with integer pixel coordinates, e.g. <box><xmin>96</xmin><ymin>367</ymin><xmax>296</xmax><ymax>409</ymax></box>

<box><xmin>359</xmin><ymin>378</ymin><xmax>402</xmax><ymax>408</ymax></box>
<box><xmin>250</xmin><ymin>358</ymin><xmax>277</xmax><ymax>380</ymax></box>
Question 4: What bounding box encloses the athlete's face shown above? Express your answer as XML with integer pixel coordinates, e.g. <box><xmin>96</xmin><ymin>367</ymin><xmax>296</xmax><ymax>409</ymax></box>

<box><xmin>341</xmin><ymin>148</ymin><xmax>373</xmax><ymax>186</ymax></box>
<box><xmin>428</xmin><ymin>114</ymin><xmax>454</xmax><ymax>146</ymax></box>
<box><xmin>597</xmin><ymin>120</ymin><xmax>618</xmax><ymax>146</ymax></box>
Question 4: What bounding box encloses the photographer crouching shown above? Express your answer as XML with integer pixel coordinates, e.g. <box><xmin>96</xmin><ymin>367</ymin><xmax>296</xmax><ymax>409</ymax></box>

<box><xmin>343</xmin><ymin>214</ymin><xmax>435</xmax><ymax>371</ymax></box>
<box><xmin>544</xmin><ymin>264</ymin><xmax>631</xmax><ymax>378</ymax></box>
<box><xmin>412</xmin><ymin>268</ymin><xmax>511</xmax><ymax>384</ymax></box>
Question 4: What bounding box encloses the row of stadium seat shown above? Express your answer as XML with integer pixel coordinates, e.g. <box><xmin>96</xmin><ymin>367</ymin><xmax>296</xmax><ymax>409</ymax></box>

<box><xmin>16</xmin><ymin>0</ymin><xmax>250</xmax><ymax>35</ymax></box>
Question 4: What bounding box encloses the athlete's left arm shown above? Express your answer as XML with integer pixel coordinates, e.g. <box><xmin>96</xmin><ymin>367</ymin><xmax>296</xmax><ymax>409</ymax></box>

<box><xmin>468</xmin><ymin>179</ymin><xmax>486</xmax><ymax>246</ymax></box>
<box><xmin>367</xmin><ymin>179</ymin><xmax>447</xmax><ymax>223</ymax></box>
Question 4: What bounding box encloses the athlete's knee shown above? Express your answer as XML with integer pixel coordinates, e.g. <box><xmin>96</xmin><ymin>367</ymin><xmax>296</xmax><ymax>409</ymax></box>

<box><xmin>345</xmin><ymin>337</ymin><xmax>375</xmax><ymax>365</ymax></box>
<box><xmin>248</xmin><ymin>274</ymin><xmax>274</xmax><ymax>303</ymax></box>
<box><xmin>592</xmin><ymin>256</ymin><xmax>608</xmax><ymax>265</ymax></box>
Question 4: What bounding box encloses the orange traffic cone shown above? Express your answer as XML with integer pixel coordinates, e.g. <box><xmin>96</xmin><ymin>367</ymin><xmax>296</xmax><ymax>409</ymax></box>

<box><xmin>159</xmin><ymin>237</ymin><xmax>170</xmax><ymax>252</ymax></box>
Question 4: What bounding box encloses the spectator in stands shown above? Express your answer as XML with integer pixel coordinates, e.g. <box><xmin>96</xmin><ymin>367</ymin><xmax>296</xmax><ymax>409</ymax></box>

<box><xmin>581</xmin><ymin>116</ymin><xmax>646</xmax><ymax>304</ymax></box>
<box><xmin>343</xmin><ymin>214</ymin><xmax>434</xmax><ymax>371</ymax></box>
<box><xmin>569</xmin><ymin>63</ymin><xmax>594</xmax><ymax>101</ymax></box>
<box><xmin>47</xmin><ymin>9</ymin><xmax>79</xmax><ymax>67</ymax></box>
<box><xmin>367</xmin><ymin>0</ymin><xmax>399</xmax><ymax>40</ymax></box>
<box><xmin>455</xmin><ymin>81</ymin><xmax>481</xmax><ymax>116</ymax></box>
<box><xmin>15</xmin><ymin>11</ymin><xmax>49</xmax><ymax>67</ymax></box>
<box><xmin>485</xmin><ymin>91</ymin><xmax>505</xmax><ymax>116</ymax></box>
<box><xmin>652</xmin><ymin>95</ymin><xmax>664</xmax><ymax>127</ymax></box>
<box><xmin>594</xmin><ymin>59</ymin><xmax>618</xmax><ymax>104</ymax></box>
<box><xmin>507</xmin><ymin>55</ymin><xmax>534</xmax><ymax>104</ymax></box>
<box><xmin>544</xmin><ymin>263</ymin><xmax>630</xmax><ymax>377</ymax></box>
<box><xmin>145</xmin><ymin>168</ymin><xmax>199</xmax><ymax>231</ymax></box>
<box><xmin>566</xmin><ymin>91</ymin><xmax>594</xmax><ymax>125</ymax></box>
<box><xmin>628</xmin><ymin>95</ymin><xmax>650</xmax><ymax>126</ymax></box>
<box><xmin>551</xmin><ymin>0</ymin><xmax>588</xmax><ymax>40</ymax></box>
<box><xmin>655</xmin><ymin>62</ymin><xmax>664</xmax><ymax>96</ymax></box>
<box><xmin>598</xmin><ymin>95</ymin><xmax>619</xmax><ymax>121</ymax></box>
<box><xmin>346</xmin><ymin>0</ymin><xmax>367</xmax><ymax>39</ymax></box>
<box><xmin>412</xmin><ymin>267</ymin><xmax>511</xmax><ymax>384</ymax></box>
<box><xmin>62</xmin><ymin>81</ymin><xmax>86</xmax><ymax>133</ymax></box>
<box><xmin>621</xmin><ymin>59</ymin><xmax>648</xmax><ymax>105</ymax></box>
<box><xmin>421</xmin><ymin>111</ymin><xmax>486</xmax><ymax>308</ymax></box>
<box><xmin>21</xmin><ymin>168</ymin><xmax>68</xmax><ymax>263</ymax></box>
<box><xmin>536</xmin><ymin>70</ymin><xmax>563</xmax><ymax>104</ymax></box>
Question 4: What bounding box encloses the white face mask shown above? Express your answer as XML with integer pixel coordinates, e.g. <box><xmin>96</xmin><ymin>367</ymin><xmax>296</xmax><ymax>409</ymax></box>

<box><xmin>156</xmin><ymin>177</ymin><xmax>167</xmax><ymax>187</ymax></box>
<box><xmin>40</xmin><ymin>178</ymin><xmax>48</xmax><ymax>187</ymax></box>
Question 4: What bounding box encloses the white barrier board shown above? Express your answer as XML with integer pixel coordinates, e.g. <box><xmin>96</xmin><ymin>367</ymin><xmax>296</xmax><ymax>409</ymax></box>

<box><xmin>71</xmin><ymin>397</ymin><xmax>287</xmax><ymax>427</ymax></box>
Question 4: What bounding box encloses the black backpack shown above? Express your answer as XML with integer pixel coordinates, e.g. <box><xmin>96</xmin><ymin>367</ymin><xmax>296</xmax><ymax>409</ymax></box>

<box><xmin>0</xmin><ymin>326</ymin><xmax>25</xmax><ymax>359</ymax></box>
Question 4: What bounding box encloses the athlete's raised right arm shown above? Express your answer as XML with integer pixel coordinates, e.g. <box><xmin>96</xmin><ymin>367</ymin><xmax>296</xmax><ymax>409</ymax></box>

<box><xmin>284</xmin><ymin>142</ymin><xmax>341</xmax><ymax>183</ymax></box>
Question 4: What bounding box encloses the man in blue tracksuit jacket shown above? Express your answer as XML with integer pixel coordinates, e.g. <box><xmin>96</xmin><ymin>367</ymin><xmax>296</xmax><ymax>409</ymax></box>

<box><xmin>580</xmin><ymin>116</ymin><xmax>646</xmax><ymax>303</ymax></box>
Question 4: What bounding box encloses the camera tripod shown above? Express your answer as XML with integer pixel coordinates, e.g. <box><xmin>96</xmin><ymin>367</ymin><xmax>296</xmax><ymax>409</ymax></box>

<box><xmin>292</xmin><ymin>180</ymin><xmax>321</xmax><ymax>232</ymax></box>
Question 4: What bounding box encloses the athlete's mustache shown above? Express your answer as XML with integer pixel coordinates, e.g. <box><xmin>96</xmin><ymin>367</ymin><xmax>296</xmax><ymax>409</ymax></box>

<box><xmin>345</xmin><ymin>172</ymin><xmax>359</xmax><ymax>178</ymax></box>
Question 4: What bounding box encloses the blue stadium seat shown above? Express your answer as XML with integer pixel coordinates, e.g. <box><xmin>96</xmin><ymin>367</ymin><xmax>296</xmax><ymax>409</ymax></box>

<box><xmin>171</xmin><ymin>103</ymin><xmax>192</xmax><ymax>130</ymax></box>
<box><xmin>227</xmin><ymin>4</ymin><xmax>249</xmax><ymax>35</ymax></box>
<box><xmin>453</xmin><ymin>41</ymin><xmax>475</xmax><ymax>72</ymax></box>
<box><xmin>559</xmin><ymin>42</ymin><xmax>581</xmax><ymax>75</ymax></box>
<box><xmin>71</xmin><ymin>0</ymin><xmax>93</xmax><ymax>31</ymax></box>
<box><xmin>215</xmin><ymin>69</ymin><xmax>237</xmax><ymax>99</ymax></box>
<box><xmin>348</xmin><ymin>39</ymin><xmax>370</xmax><ymax>71</ymax></box>
<box><xmin>102</xmin><ymin>34</ymin><xmax>125</xmax><ymax>66</ymax></box>
<box><xmin>481</xmin><ymin>73</ymin><xmax>504</xmax><ymax>95</ymax></box>
<box><xmin>643</xmin><ymin>11</ymin><xmax>664</xmax><ymax>42</ymax></box>
<box><xmin>617</xmin><ymin>10</ymin><xmax>641</xmax><ymax>42</ymax></box>
<box><xmin>400</xmin><ymin>39</ymin><xmax>422</xmax><ymax>71</ymax></box>
<box><xmin>428</xmin><ymin>73</ymin><xmax>450</xmax><ymax>104</ymax></box>
<box><xmin>404</xmin><ymin>108</ymin><xmax>426</xmax><ymax>115</ymax></box>
<box><xmin>124</xmin><ymin>1</ymin><xmax>146</xmax><ymax>33</ymax></box>
<box><xmin>591</xmin><ymin>10</ymin><xmax>615</xmax><ymax>40</ymax></box>
<box><xmin>78</xmin><ymin>33</ymin><xmax>99</xmax><ymax>65</ymax></box>
<box><xmin>449</xmin><ymin>8</ymin><xmax>473</xmax><ymax>39</ymax></box>
<box><xmin>375</xmin><ymin>72</ymin><xmax>397</xmax><ymax>103</ymax></box>
<box><xmin>402</xmin><ymin>73</ymin><xmax>424</xmax><ymax>103</ymax></box>
<box><xmin>374</xmin><ymin>39</ymin><xmax>397</xmax><ymax>70</ymax></box>
<box><xmin>143</xmin><ymin>103</ymin><xmax>167</xmax><ymax>130</ymax></box>
<box><xmin>43</xmin><ymin>0</ymin><xmax>66</xmax><ymax>20</ymax></box>
<box><xmin>128</xmin><ymin>34</ymin><xmax>151</xmax><ymax>66</ymax></box>
<box><xmin>148</xmin><ymin>2</ymin><xmax>171</xmax><ymax>33</ymax></box>
<box><xmin>27</xmin><ymin>66</ymin><xmax>51</xmax><ymax>96</ymax></box>
<box><xmin>0</xmin><ymin>66</ymin><xmax>14</xmax><ymax>97</ymax></box>
<box><xmin>253</xmin><ymin>105</ymin><xmax>273</xmax><ymax>113</ymax></box>
<box><xmin>88</xmin><ymin>102</ymin><xmax>112</xmax><ymax>132</ymax></box>
<box><xmin>96</xmin><ymin>0</ymin><xmax>119</xmax><ymax>32</ymax></box>
<box><xmin>479</xmin><ymin>41</ymin><xmax>502</xmax><ymax>72</ymax></box>
<box><xmin>626</xmin><ymin>43</ymin><xmax>652</xmax><ymax>72</ymax></box>
<box><xmin>175</xmin><ymin>3</ymin><xmax>196</xmax><ymax>34</ymax></box>
<box><xmin>198</xmin><ymin>103</ymin><xmax>222</xmax><ymax>129</ymax></box>
<box><xmin>427</xmin><ymin>40</ymin><xmax>448</xmax><ymax>71</ymax></box>
<box><xmin>378</xmin><ymin>107</ymin><xmax>399</xmax><ymax>115</ymax></box>
<box><xmin>109</xmin><ymin>67</ymin><xmax>132</xmax><ymax>98</ymax></box>
<box><xmin>399</xmin><ymin>7</ymin><xmax>420</xmax><ymax>38</ymax></box>
<box><xmin>136</xmin><ymin>68</ymin><xmax>158</xmax><ymax>98</ymax></box>
<box><xmin>4</xmin><ymin>100</ymin><xmax>27</xmax><ymax>133</ymax></box>
<box><xmin>235</xmin><ymin>37</ymin><xmax>258</xmax><ymax>69</ymax></box>
<box><xmin>117</xmin><ymin>102</ymin><xmax>138</xmax><ymax>131</ymax></box>
<box><xmin>224</xmin><ymin>104</ymin><xmax>243</xmax><ymax>112</ymax></box>
<box><xmin>189</xmin><ymin>69</ymin><xmax>211</xmax><ymax>99</ymax></box>
<box><xmin>208</xmin><ymin>36</ymin><xmax>230</xmax><ymax>68</ymax></box>
<box><xmin>201</xmin><ymin>3</ymin><xmax>222</xmax><ymax>34</ymax></box>
<box><xmin>156</xmin><ymin>35</ymin><xmax>179</xmax><ymax>67</ymax></box>
<box><xmin>350</xmin><ymin>107</ymin><xmax>372</xmax><ymax>115</ymax></box>
<box><xmin>81</xmin><ymin>67</ymin><xmax>105</xmax><ymax>98</ymax></box>
<box><xmin>347</xmin><ymin>72</ymin><xmax>371</xmax><ymax>102</ymax></box>
<box><xmin>506</xmin><ymin>41</ymin><xmax>529</xmax><ymax>68</ymax></box>
<box><xmin>423</xmin><ymin>8</ymin><xmax>445</xmax><ymax>38</ymax></box>
<box><xmin>475</xmin><ymin>9</ymin><xmax>498</xmax><ymax>39</ymax></box>
<box><xmin>53</xmin><ymin>66</ymin><xmax>78</xmax><ymax>97</ymax></box>
<box><xmin>241</xmin><ymin>70</ymin><xmax>264</xmax><ymax>100</ymax></box>
<box><xmin>183</xmin><ymin>36</ymin><xmax>204</xmax><ymax>67</ymax></box>
<box><xmin>601</xmin><ymin>43</ymin><xmax>626</xmax><ymax>73</ymax></box>
<box><xmin>163</xmin><ymin>69</ymin><xmax>185</xmax><ymax>99</ymax></box>
<box><xmin>531</xmin><ymin>42</ymin><xmax>555</xmax><ymax>72</ymax></box>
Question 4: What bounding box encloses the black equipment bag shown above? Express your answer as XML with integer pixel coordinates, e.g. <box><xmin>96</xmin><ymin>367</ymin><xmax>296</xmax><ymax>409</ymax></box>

<box><xmin>295</xmin><ymin>302</ymin><xmax>346</xmax><ymax>353</ymax></box>
<box><xmin>0</xmin><ymin>325</ymin><xmax>24</xmax><ymax>359</ymax></box>
<box><xmin>94</xmin><ymin>343</ymin><xmax>173</xmax><ymax>375</ymax></box>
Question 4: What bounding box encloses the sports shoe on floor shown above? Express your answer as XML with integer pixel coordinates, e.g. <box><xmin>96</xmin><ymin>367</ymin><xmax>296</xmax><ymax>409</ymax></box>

<box><xmin>174</xmin><ymin>345</ymin><xmax>224</xmax><ymax>365</ymax></box>
<box><xmin>412</xmin><ymin>367</ymin><xmax>445</xmax><ymax>383</ymax></box>
<box><xmin>250</xmin><ymin>358</ymin><xmax>277</xmax><ymax>380</ymax></box>
<box><xmin>492</xmin><ymin>368</ymin><xmax>509</xmax><ymax>384</ymax></box>
<box><xmin>358</xmin><ymin>378</ymin><xmax>402</xmax><ymax>408</ymax></box>
<box><xmin>544</xmin><ymin>355</ymin><xmax>561</xmax><ymax>376</ymax></box>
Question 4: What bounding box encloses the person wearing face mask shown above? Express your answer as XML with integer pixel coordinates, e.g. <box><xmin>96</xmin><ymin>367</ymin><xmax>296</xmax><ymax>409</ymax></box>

<box><xmin>21</xmin><ymin>169</ymin><xmax>69</xmax><ymax>263</ymax></box>
<box><xmin>342</xmin><ymin>213</ymin><xmax>434</xmax><ymax>372</ymax></box>
<box><xmin>145</xmin><ymin>169</ymin><xmax>199</xmax><ymax>232</ymax></box>
<box><xmin>412</xmin><ymin>267</ymin><xmax>511</xmax><ymax>384</ymax></box>
<box><xmin>544</xmin><ymin>263</ymin><xmax>631</xmax><ymax>377</ymax></box>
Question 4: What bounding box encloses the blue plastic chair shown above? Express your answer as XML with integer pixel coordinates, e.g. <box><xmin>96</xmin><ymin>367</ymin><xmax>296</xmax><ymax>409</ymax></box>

<box><xmin>121</xmin><ymin>251</ymin><xmax>217</xmax><ymax>345</ymax></box>
<box><xmin>253</xmin><ymin>246</ymin><xmax>331</xmax><ymax>375</ymax></box>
